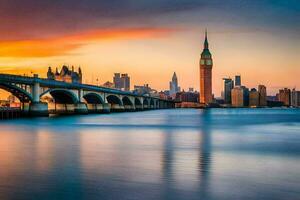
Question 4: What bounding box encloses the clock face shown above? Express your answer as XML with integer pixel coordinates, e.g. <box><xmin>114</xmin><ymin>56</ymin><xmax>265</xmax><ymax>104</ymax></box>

<box><xmin>206</xmin><ymin>60</ymin><xmax>212</xmax><ymax>65</ymax></box>
<box><xmin>200</xmin><ymin>59</ymin><xmax>205</xmax><ymax>65</ymax></box>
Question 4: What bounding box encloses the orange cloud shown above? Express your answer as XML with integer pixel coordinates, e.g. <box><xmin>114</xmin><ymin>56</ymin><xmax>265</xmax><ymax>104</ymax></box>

<box><xmin>0</xmin><ymin>27</ymin><xmax>177</xmax><ymax>58</ymax></box>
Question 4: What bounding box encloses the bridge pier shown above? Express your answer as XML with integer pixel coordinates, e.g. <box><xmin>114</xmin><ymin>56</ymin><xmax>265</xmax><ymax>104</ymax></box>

<box><xmin>103</xmin><ymin>103</ymin><xmax>110</xmax><ymax>113</ymax></box>
<box><xmin>74</xmin><ymin>103</ymin><xmax>88</xmax><ymax>114</ymax></box>
<box><xmin>29</xmin><ymin>102</ymin><xmax>49</xmax><ymax>117</ymax></box>
<box><xmin>124</xmin><ymin>105</ymin><xmax>135</xmax><ymax>112</ymax></box>
<box><xmin>110</xmin><ymin>104</ymin><xmax>125</xmax><ymax>112</ymax></box>
<box><xmin>135</xmin><ymin>105</ymin><xmax>143</xmax><ymax>111</ymax></box>
<box><xmin>86</xmin><ymin>103</ymin><xmax>111</xmax><ymax>113</ymax></box>
<box><xmin>143</xmin><ymin>105</ymin><xmax>150</xmax><ymax>110</ymax></box>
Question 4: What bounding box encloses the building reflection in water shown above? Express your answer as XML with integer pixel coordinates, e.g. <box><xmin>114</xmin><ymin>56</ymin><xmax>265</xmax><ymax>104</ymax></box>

<box><xmin>161</xmin><ymin>109</ymin><xmax>212</xmax><ymax>199</ymax></box>
<box><xmin>198</xmin><ymin>109</ymin><xmax>212</xmax><ymax>199</ymax></box>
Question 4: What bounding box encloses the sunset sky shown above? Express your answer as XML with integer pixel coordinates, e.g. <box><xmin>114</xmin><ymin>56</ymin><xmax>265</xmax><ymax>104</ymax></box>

<box><xmin>0</xmin><ymin>0</ymin><xmax>299</xmax><ymax>96</ymax></box>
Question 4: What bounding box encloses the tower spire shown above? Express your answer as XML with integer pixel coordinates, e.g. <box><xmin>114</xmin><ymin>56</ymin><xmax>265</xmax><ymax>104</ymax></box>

<box><xmin>204</xmin><ymin>29</ymin><xmax>209</xmax><ymax>49</ymax></box>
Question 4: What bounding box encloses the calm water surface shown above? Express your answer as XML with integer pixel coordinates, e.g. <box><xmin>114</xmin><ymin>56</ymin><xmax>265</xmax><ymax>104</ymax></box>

<box><xmin>0</xmin><ymin>108</ymin><xmax>300</xmax><ymax>200</ymax></box>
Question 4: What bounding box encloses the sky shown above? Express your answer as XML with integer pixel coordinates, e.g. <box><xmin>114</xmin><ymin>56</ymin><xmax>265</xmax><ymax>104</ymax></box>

<box><xmin>0</xmin><ymin>0</ymin><xmax>299</xmax><ymax>96</ymax></box>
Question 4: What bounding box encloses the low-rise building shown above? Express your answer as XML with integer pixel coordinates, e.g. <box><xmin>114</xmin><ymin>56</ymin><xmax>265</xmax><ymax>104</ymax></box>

<box><xmin>133</xmin><ymin>84</ymin><xmax>158</xmax><ymax>96</ymax></box>
<box><xmin>175</xmin><ymin>91</ymin><xmax>199</xmax><ymax>103</ymax></box>
<box><xmin>102</xmin><ymin>81</ymin><xmax>115</xmax><ymax>89</ymax></box>
<box><xmin>47</xmin><ymin>65</ymin><xmax>82</xmax><ymax>84</ymax></box>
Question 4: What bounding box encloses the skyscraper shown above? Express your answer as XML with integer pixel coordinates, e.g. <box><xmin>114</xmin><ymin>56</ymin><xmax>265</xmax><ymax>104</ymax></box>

<box><xmin>199</xmin><ymin>30</ymin><xmax>213</xmax><ymax>104</ymax></box>
<box><xmin>235</xmin><ymin>75</ymin><xmax>241</xmax><ymax>87</ymax></box>
<box><xmin>258</xmin><ymin>85</ymin><xmax>267</xmax><ymax>106</ymax></box>
<box><xmin>223</xmin><ymin>78</ymin><xmax>234</xmax><ymax>104</ymax></box>
<box><xmin>113</xmin><ymin>73</ymin><xmax>130</xmax><ymax>91</ymax></box>
<box><xmin>169</xmin><ymin>72</ymin><xmax>180</xmax><ymax>95</ymax></box>
<box><xmin>231</xmin><ymin>87</ymin><xmax>244</xmax><ymax>107</ymax></box>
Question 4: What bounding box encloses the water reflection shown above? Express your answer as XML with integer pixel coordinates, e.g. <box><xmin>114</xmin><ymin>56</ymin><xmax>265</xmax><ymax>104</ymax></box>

<box><xmin>198</xmin><ymin>109</ymin><xmax>212</xmax><ymax>199</ymax></box>
<box><xmin>160</xmin><ymin>109</ymin><xmax>212</xmax><ymax>199</ymax></box>
<box><xmin>0</xmin><ymin>109</ymin><xmax>299</xmax><ymax>200</ymax></box>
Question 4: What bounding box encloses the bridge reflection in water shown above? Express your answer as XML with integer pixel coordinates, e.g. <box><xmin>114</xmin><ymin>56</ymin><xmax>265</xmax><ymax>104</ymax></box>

<box><xmin>0</xmin><ymin>110</ymin><xmax>213</xmax><ymax>200</ymax></box>
<box><xmin>0</xmin><ymin>73</ymin><xmax>175</xmax><ymax>117</ymax></box>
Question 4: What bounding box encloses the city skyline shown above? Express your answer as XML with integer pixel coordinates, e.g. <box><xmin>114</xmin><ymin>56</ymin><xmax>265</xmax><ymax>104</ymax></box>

<box><xmin>0</xmin><ymin>0</ymin><xmax>299</xmax><ymax>96</ymax></box>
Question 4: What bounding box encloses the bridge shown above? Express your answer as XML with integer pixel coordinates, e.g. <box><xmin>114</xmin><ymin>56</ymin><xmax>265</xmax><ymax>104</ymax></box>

<box><xmin>0</xmin><ymin>73</ymin><xmax>175</xmax><ymax>116</ymax></box>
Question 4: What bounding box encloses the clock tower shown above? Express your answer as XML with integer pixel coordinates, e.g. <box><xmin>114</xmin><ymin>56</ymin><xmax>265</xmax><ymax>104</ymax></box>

<box><xmin>199</xmin><ymin>30</ymin><xmax>213</xmax><ymax>104</ymax></box>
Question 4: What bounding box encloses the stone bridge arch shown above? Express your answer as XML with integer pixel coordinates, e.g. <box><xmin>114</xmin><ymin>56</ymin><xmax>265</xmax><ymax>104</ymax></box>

<box><xmin>83</xmin><ymin>93</ymin><xmax>104</xmax><ymax>104</ymax></box>
<box><xmin>143</xmin><ymin>98</ymin><xmax>150</xmax><ymax>109</ymax></box>
<box><xmin>106</xmin><ymin>94</ymin><xmax>123</xmax><ymax>111</ymax></box>
<box><xmin>41</xmin><ymin>89</ymin><xmax>79</xmax><ymax>104</ymax></box>
<box><xmin>150</xmin><ymin>98</ymin><xmax>155</xmax><ymax>109</ymax></box>
<box><xmin>122</xmin><ymin>96</ymin><xmax>135</xmax><ymax>111</ymax></box>
<box><xmin>135</xmin><ymin>97</ymin><xmax>143</xmax><ymax>110</ymax></box>
<box><xmin>0</xmin><ymin>83</ymin><xmax>33</xmax><ymax>103</ymax></box>
<box><xmin>83</xmin><ymin>92</ymin><xmax>105</xmax><ymax>113</ymax></box>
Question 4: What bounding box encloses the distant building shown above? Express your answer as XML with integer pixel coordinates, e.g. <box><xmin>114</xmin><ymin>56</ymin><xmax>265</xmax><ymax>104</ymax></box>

<box><xmin>223</xmin><ymin>78</ymin><xmax>234</xmax><ymax>104</ymax></box>
<box><xmin>267</xmin><ymin>96</ymin><xmax>277</xmax><ymax>102</ymax></box>
<box><xmin>249</xmin><ymin>88</ymin><xmax>259</xmax><ymax>107</ymax></box>
<box><xmin>102</xmin><ymin>81</ymin><xmax>115</xmax><ymax>89</ymax></box>
<box><xmin>267</xmin><ymin>96</ymin><xmax>284</xmax><ymax>107</ymax></box>
<box><xmin>113</xmin><ymin>73</ymin><xmax>130</xmax><ymax>91</ymax></box>
<box><xmin>235</xmin><ymin>75</ymin><xmax>241</xmax><ymax>87</ymax></box>
<box><xmin>47</xmin><ymin>65</ymin><xmax>82</xmax><ymax>83</ymax></box>
<box><xmin>291</xmin><ymin>89</ymin><xmax>300</xmax><ymax>107</ymax></box>
<box><xmin>231</xmin><ymin>86</ymin><xmax>249</xmax><ymax>107</ymax></box>
<box><xmin>231</xmin><ymin>87</ymin><xmax>244</xmax><ymax>107</ymax></box>
<box><xmin>258</xmin><ymin>85</ymin><xmax>267</xmax><ymax>106</ymax></box>
<box><xmin>133</xmin><ymin>84</ymin><xmax>157</xmax><ymax>96</ymax></box>
<box><xmin>175</xmin><ymin>91</ymin><xmax>199</xmax><ymax>103</ymax></box>
<box><xmin>241</xmin><ymin>86</ymin><xmax>249</xmax><ymax>106</ymax></box>
<box><xmin>169</xmin><ymin>72</ymin><xmax>180</xmax><ymax>95</ymax></box>
<box><xmin>278</xmin><ymin>88</ymin><xmax>291</xmax><ymax>106</ymax></box>
<box><xmin>159</xmin><ymin>91</ymin><xmax>172</xmax><ymax>100</ymax></box>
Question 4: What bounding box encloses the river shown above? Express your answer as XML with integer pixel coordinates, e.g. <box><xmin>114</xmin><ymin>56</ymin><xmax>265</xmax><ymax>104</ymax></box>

<box><xmin>0</xmin><ymin>108</ymin><xmax>299</xmax><ymax>200</ymax></box>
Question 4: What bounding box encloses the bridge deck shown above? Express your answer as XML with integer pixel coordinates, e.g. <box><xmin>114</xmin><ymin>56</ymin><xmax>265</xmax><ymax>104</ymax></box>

<box><xmin>0</xmin><ymin>73</ymin><xmax>173</xmax><ymax>102</ymax></box>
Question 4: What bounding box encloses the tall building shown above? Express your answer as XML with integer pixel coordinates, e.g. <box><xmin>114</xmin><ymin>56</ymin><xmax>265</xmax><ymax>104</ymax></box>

<box><xmin>241</xmin><ymin>86</ymin><xmax>249</xmax><ymax>106</ymax></box>
<box><xmin>231</xmin><ymin>86</ymin><xmax>249</xmax><ymax>107</ymax></box>
<box><xmin>235</xmin><ymin>75</ymin><xmax>241</xmax><ymax>87</ymax></box>
<box><xmin>278</xmin><ymin>88</ymin><xmax>291</xmax><ymax>106</ymax></box>
<box><xmin>258</xmin><ymin>85</ymin><xmax>267</xmax><ymax>106</ymax></box>
<box><xmin>291</xmin><ymin>89</ymin><xmax>300</xmax><ymax>107</ymax></box>
<box><xmin>249</xmin><ymin>88</ymin><xmax>260</xmax><ymax>107</ymax></box>
<box><xmin>169</xmin><ymin>72</ymin><xmax>180</xmax><ymax>95</ymax></box>
<box><xmin>199</xmin><ymin>30</ymin><xmax>213</xmax><ymax>104</ymax></box>
<box><xmin>231</xmin><ymin>87</ymin><xmax>244</xmax><ymax>107</ymax></box>
<box><xmin>47</xmin><ymin>65</ymin><xmax>82</xmax><ymax>83</ymax></box>
<box><xmin>223</xmin><ymin>78</ymin><xmax>234</xmax><ymax>104</ymax></box>
<box><xmin>113</xmin><ymin>73</ymin><xmax>130</xmax><ymax>91</ymax></box>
